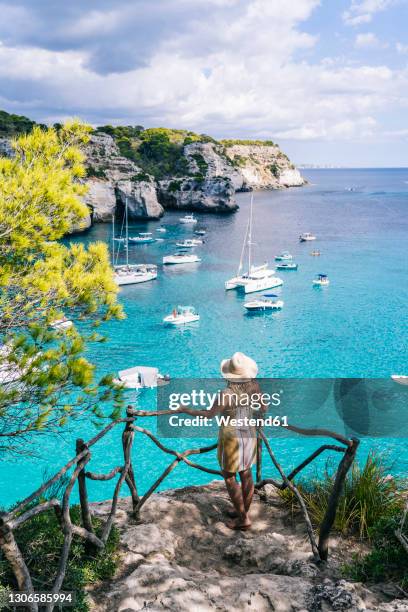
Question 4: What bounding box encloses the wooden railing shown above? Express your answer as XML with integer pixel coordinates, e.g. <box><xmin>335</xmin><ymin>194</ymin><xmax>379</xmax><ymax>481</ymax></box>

<box><xmin>0</xmin><ymin>406</ymin><xmax>359</xmax><ymax>611</ymax></box>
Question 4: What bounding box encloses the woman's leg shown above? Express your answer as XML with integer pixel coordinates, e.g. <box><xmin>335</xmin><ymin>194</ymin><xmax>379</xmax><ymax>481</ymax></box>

<box><xmin>222</xmin><ymin>470</ymin><xmax>251</xmax><ymax>529</ymax></box>
<box><xmin>239</xmin><ymin>468</ymin><xmax>254</xmax><ymax>513</ymax></box>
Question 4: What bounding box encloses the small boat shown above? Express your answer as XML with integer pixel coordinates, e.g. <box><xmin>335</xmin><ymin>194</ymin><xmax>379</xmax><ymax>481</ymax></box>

<box><xmin>156</xmin><ymin>227</ymin><xmax>167</xmax><ymax>233</ymax></box>
<box><xmin>176</xmin><ymin>239</ymin><xmax>203</xmax><ymax>248</ymax></box>
<box><xmin>276</xmin><ymin>262</ymin><xmax>298</xmax><ymax>271</ymax></box>
<box><xmin>244</xmin><ymin>294</ymin><xmax>284</xmax><ymax>311</ymax></box>
<box><xmin>163</xmin><ymin>253</ymin><xmax>201</xmax><ymax>265</ymax></box>
<box><xmin>114</xmin><ymin>237</ymin><xmax>126</xmax><ymax>243</ymax></box>
<box><xmin>163</xmin><ymin>306</ymin><xmax>200</xmax><ymax>325</ymax></box>
<box><xmin>128</xmin><ymin>232</ymin><xmax>155</xmax><ymax>244</ymax></box>
<box><xmin>114</xmin><ymin>264</ymin><xmax>157</xmax><ymax>285</ymax></box>
<box><xmin>113</xmin><ymin>366</ymin><xmax>169</xmax><ymax>389</ymax></box>
<box><xmin>51</xmin><ymin>317</ymin><xmax>73</xmax><ymax>330</ymax></box>
<box><xmin>275</xmin><ymin>251</ymin><xmax>292</xmax><ymax>261</ymax></box>
<box><xmin>310</xmin><ymin>250</ymin><xmax>321</xmax><ymax>256</ymax></box>
<box><xmin>300</xmin><ymin>232</ymin><xmax>316</xmax><ymax>242</ymax></box>
<box><xmin>194</xmin><ymin>229</ymin><xmax>206</xmax><ymax>236</ymax></box>
<box><xmin>391</xmin><ymin>375</ymin><xmax>408</xmax><ymax>385</ymax></box>
<box><xmin>312</xmin><ymin>273</ymin><xmax>330</xmax><ymax>286</ymax></box>
<box><xmin>179</xmin><ymin>214</ymin><xmax>198</xmax><ymax>224</ymax></box>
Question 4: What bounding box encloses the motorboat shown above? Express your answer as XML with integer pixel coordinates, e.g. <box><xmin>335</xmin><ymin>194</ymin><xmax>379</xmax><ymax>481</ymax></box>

<box><xmin>310</xmin><ymin>250</ymin><xmax>321</xmax><ymax>256</ymax></box>
<box><xmin>163</xmin><ymin>253</ymin><xmax>201</xmax><ymax>265</ymax></box>
<box><xmin>179</xmin><ymin>214</ymin><xmax>198</xmax><ymax>224</ymax></box>
<box><xmin>156</xmin><ymin>227</ymin><xmax>167</xmax><ymax>233</ymax></box>
<box><xmin>51</xmin><ymin>317</ymin><xmax>73</xmax><ymax>330</ymax></box>
<box><xmin>312</xmin><ymin>273</ymin><xmax>330</xmax><ymax>286</ymax></box>
<box><xmin>391</xmin><ymin>375</ymin><xmax>408</xmax><ymax>385</ymax></box>
<box><xmin>114</xmin><ymin>264</ymin><xmax>157</xmax><ymax>285</ymax></box>
<box><xmin>163</xmin><ymin>306</ymin><xmax>200</xmax><ymax>325</ymax></box>
<box><xmin>300</xmin><ymin>232</ymin><xmax>316</xmax><ymax>242</ymax></box>
<box><xmin>276</xmin><ymin>262</ymin><xmax>298</xmax><ymax>271</ymax></box>
<box><xmin>275</xmin><ymin>251</ymin><xmax>292</xmax><ymax>261</ymax></box>
<box><xmin>244</xmin><ymin>294</ymin><xmax>284</xmax><ymax>311</ymax></box>
<box><xmin>194</xmin><ymin>229</ymin><xmax>206</xmax><ymax>236</ymax></box>
<box><xmin>225</xmin><ymin>194</ymin><xmax>283</xmax><ymax>294</ymax></box>
<box><xmin>176</xmin><ymin>239</ymin><xmax>203</xmax><ymax>248</ymax></box>
<box><xmin>113</xmin><ymin>366</ymin><xmax>169</xmax><ymax>389</ymax></box>
<box><xmin>128</xmin><ymin>232</ymin><xmax>155</xmax><ymax>244</ymax></box>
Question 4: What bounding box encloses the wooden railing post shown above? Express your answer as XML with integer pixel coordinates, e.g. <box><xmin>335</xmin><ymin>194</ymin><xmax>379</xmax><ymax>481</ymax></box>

<box><xmin>256</xmin><ymin>433</ymin><xmax>263</xmax><ymax>483</ymax></box>
<box><xmin>76</xmin><ymin>439</ymin><xmax>94</xmax><ymax>540</ymax></box>
<box><xmin>0</xmin><ymin>516</ymin><xmax>37</xmax><ymax>611</ymax></box>
<box><xmin>123</xmin><ymin>407</ymin><xmax>139</xmax><ymax>519</ymax></box>
<box><xmin>318</xmin><ymin>437</ymin><xmax>359</xmax><ymax>561</ymax></box>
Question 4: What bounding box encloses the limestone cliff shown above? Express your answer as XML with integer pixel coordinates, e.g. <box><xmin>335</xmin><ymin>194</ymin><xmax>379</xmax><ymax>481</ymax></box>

<box><xmin>224</xmin><ymin>143</ymin><xmax>305</xmax><ymax>189</ymax></box>
<box><xmin>1</xmin><ymin>127</ymin><xmax>306</xmax><ymax>226</ymax></box>
<box><xmin>84</xmin><ymin>134</ymin><xmax>164</xmax><ymax>221</ymax></box>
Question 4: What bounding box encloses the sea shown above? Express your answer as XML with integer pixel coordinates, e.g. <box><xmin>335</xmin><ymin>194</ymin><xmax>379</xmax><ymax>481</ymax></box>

<box><xmin>1</xmin><ymin>168</ymin><xmax>408</xmax><ymax>508</ymax></box>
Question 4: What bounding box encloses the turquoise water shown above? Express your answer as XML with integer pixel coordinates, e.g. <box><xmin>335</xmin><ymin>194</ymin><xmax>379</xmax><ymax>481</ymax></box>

<box><xmin>1</xmin><ymin>169</ymin><xmax>408</xmax><ymax>507</ymax></box>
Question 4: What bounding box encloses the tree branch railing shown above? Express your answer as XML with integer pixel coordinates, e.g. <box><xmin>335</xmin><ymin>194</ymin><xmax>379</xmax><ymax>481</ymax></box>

<box><xmin>0</xmin><ymin>405</ymin><xmax>360</xmax><ymax>610</ymax></box>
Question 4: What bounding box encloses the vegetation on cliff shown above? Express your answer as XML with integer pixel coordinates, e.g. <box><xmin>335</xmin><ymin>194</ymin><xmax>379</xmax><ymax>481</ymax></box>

<box><xmin>0</xmin><ymin>110</ymin><xmax>44</xmax><ymax>137</ymax></box>
<box><xmin>95</xmin><ymin>125</ymin><xmax>216</xmax><ymax>179</ymax></box>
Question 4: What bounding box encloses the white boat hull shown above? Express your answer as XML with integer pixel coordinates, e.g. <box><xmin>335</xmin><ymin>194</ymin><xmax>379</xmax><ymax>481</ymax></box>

<box><xmin>242</xmin><ymin>276</ymin><xmax>283</xmax><ymax>294</ymax></box>
<box><xmin>163</xmin><ymin>255</ymin><xmax>201</xmax><ymax>265</ymax></box>
<box><xmin>115</xmin><ymin>271</ymin><xmax>157</xmax><ymax>285</ymax></box>
<box><xmin>163</xmin><ymin>314</ymin><xmax>200</xmax><ymax>325</ymax></box>
<box><xmin>245</xmin><ymin>300</ymin><xmax>284</xmax><ymax>311</ymax></box>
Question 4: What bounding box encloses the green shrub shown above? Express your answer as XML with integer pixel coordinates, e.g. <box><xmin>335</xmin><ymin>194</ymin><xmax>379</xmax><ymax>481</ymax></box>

<box><xmin>278</xmin><ymin>453</ymin><xmax>403</xmax><ymax>539</ymax></box>
<box><xmin>0</xmin><ymin>506</ymin><xmax>119</xmax><ymax>612</ymax></box>
<box><xmin>0</xmin><ymin>109</ymin><xmax>45</xmax><ymax>136</ymax></box>
<box><xmin>344</xmin><ymin>512</ymin><xmax>408</xmax><ymax>589</ymax></box>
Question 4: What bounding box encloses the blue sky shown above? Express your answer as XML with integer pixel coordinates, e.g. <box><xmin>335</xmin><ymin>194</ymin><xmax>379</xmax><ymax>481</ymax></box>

<box><xmin>0</xmin><ymin>0</ymin><xmax>407</xmax><ymax>165</ymax></box>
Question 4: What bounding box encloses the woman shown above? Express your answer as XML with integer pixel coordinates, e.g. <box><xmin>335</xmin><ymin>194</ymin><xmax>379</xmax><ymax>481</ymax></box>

<box><xmin>176</xmin><ymin>352</ymin><xmax>266</xmax><ymax>530</ymax></box>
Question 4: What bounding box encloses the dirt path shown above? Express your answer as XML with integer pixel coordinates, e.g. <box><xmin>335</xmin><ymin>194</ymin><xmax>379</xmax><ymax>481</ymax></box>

<box><xmin>87</xmin><ymin>481</ymin><xmax>407</xmax><ymax>611</ymax></box>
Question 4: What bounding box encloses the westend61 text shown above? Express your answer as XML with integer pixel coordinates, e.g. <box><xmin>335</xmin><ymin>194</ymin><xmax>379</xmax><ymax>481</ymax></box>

<box><xmin>168</xmin><ymin>415</ymin><xmax>289</xmax><ymax>427</ymax></box>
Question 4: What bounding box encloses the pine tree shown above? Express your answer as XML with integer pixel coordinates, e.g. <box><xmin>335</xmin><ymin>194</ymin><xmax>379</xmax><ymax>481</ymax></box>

<box><xmin>0</xmin><ymin>121</ymin><xmax>123</xmax><ymax>454</ymax></box>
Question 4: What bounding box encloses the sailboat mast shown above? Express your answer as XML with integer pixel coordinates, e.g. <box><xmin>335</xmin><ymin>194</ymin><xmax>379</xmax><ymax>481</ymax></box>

<box><xmin>125</xmin><ymin>197</ymin><xmax>129</xmax><ymax>266</ymax></box>
<box><xmin>248</xmin><ymin>192</ymin><xmax>253</xmax><ymax>273</ymax></box>
<box><xmin>112</xmin><ymin>212</ymin><xmax>115</xmax><ymax>266</ymax></box>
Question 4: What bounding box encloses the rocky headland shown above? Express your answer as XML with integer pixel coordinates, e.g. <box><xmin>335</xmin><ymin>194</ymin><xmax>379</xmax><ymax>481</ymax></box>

<box><xmin>87</xmin><ymin>481</ymin><xmax>406</xmax><ymax>612</ymax></box>
<box><xmin>0</xmin><ymin>110</ymin><xmax>306</xmax><ymax>229</ymax></box>
<box><xmin>84</xmin><ymin>134</ymin><xmax>305</xmax><ymax>224</ymax></box>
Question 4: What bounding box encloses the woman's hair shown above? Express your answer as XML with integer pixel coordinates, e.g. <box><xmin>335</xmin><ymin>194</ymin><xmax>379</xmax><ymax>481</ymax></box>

<box><xmin>227</xmin><ymin>379</ymin><xmax>260</xmax><ymax>395</ymax></box>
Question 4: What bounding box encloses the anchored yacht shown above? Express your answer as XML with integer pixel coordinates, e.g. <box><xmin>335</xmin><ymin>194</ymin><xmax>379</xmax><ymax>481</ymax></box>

<box><xmin>225</xmin><ymin>194</ymin><xmax>283</xmax><ymax>294</ymax></box>
<box><xmin>112</xmin><ymin>199</ymin><xmax>157</xmax><ymax>286</ymax></box>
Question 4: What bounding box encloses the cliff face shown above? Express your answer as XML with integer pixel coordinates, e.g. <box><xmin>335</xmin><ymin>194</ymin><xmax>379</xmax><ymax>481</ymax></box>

<box><xmin>225</xmin><ymin>144</ymin><xmax>305</xmax><ymax>189</ymax></box>
<box><xmin>1</xmin><ymin>129</ymin><xmax>306</xmax><ymax>226</ymax></box>
<box><xmin>84</xmin><ymin>134</ymin><xmax>164</xmax><ymax>221</ymax></box>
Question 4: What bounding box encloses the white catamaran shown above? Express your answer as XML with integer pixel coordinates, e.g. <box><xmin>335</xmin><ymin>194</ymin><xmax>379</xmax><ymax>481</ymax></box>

<box><xmin>225</xmin><ymin>194</ymin><xmax>283</xmax><ymax>294</ymax></box>
<box><xmin>113</xmin><ymin>199</ymin><xmax>157</xmax><ymax>286</ymax></box>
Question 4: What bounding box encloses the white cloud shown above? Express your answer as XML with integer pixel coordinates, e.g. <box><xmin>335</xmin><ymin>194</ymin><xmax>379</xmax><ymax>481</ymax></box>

<box><xmin>396</xmin><ymin>42</ymin><xmax>408</xmax><ymax>54</ymax></box>
<box><xmin>343</xmin><ymin>0</ymin><xmax>397</xmax><ymax>26</ymax></box>
<box><xmin>355</xmin><ymin>32</ymin><xmax>382</xmax><ymax>47</ymax></box>
<box><xmin>0</xmin><ymin>0</ymin><xmax>406</xmax><ymax>144</ymax></box>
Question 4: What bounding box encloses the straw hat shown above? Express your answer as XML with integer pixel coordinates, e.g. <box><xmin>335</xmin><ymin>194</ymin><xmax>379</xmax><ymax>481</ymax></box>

<box><xmin>220</xmin><ymin>352</ymin><xmax>258</xmax><ymax>380</ymax></box>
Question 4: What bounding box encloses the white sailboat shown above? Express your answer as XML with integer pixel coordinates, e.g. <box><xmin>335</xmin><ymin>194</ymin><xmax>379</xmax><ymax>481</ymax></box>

<box><xmin>113</xmin><ymin>199</ymin><xmax>157</xmax><ymax>286</ymax></box>
<box><xmin>225</xmin><ymin>194</ymin><xmax>283</xmax><ymax>294</ymax></box>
